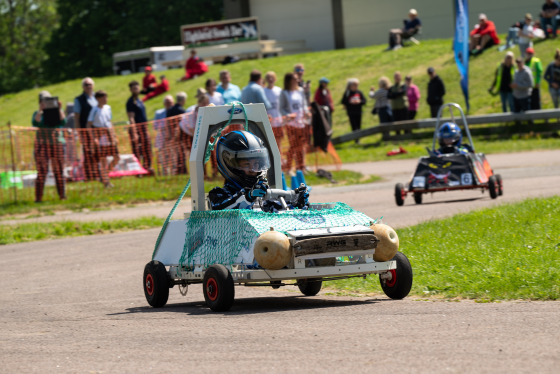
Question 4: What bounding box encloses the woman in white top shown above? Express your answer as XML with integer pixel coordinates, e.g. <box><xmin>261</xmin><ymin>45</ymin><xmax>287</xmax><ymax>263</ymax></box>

<box><xmin>279</xmin><ymin>72</ymin><xmax>309</xmax><ymax>172</ymax></box>
<box><xmin>263</xmin><ymin>71</ymin><xmax>284</xmax><ymax>155</ymax></box>
<box><xmin>205</xmin><ymin>78</ymin><xmax>225</xmax><ymax>106</ymax></box>
<box><xmin>86</xmin><ymin>90</ymin><xmax>119</xmax><ymax>187</ymax></box>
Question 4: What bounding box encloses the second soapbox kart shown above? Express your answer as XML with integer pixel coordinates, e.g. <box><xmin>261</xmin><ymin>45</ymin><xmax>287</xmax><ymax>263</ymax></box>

<box><xmin>395</xmin><ymin>103</ymin><xmax>503</xmax><ymax>206</ymax></box>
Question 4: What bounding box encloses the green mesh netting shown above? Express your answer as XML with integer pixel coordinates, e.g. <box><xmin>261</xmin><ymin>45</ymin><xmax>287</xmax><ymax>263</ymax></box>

<box><xmin>178</xmin><ymin>202</ymin><xmax>375</xmax><ymax>268</ymax></box>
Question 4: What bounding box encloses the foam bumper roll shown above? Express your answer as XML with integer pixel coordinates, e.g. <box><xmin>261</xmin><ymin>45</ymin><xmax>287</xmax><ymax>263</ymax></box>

<box><xmin>253</xmin><ymin>229</ymin><xmax>292</xmax><ymax>270</ymax></box>
<box><xmin>371</xmin><ymin>223</ymin><xmax>399</xmax><ymax>262</ymax></box>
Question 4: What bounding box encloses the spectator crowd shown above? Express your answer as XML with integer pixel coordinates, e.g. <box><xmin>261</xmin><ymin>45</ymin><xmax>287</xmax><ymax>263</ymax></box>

<box><xmin>30</xmin><ymin>2</ymin><xmax>560</xmax><ymax>202</ymax></box>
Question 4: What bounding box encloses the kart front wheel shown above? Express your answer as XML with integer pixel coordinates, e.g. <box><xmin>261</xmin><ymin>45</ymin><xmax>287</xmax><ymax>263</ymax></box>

<box><xmin>203</xmin><ymin>264</ymin><xmax>235</xmax><ymax>312</ymax></box>
<box><xmin>395</xmin><ymin>183</ymin><xmax>406</xmax><ymax>206</ymax></box>
<box><xmin>496</xmin><ymin>174</ymin><xmax>503</xmax><ymax>196</ymax></box>
<box><xmin>379</xmin><ymin>252</ymin><xmax>413</xmax><ymax>300</ymax></box>
<box><xmin>297</xmin><ymin>278</ymin><xmax>323</xmax><ymax>296</ymax></box>
<box><xmin>488</xmin><ymin>176</ymin><xmax>498</xmax><ymax>199</ymax></box>
<box><xmin>413</xmin><ymin>192</ymin><xmax>422</xmax><ymax>205</ymax></box>
<box><xmin>143</xmin><ymin>260</ymin><xmax>170</xmax><ymax>308</ymax></box>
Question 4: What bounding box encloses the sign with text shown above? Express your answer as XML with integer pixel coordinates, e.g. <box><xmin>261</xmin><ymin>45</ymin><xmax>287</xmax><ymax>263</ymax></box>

<box><xmin>181</xmin><ymin>17</ymin><xmax>259</xmax><ymax>48</ymax></box>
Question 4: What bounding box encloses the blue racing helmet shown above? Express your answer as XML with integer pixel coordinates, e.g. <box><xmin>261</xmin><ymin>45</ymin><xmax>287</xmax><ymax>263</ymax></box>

<box><xmin>216</xmin><ymin>130</ymin><xmax>270</xmax><ymax>189</ymax></box>
<box><xmin>438</xmin><ymin>122</ymin><xmax>462</xmax><ymax>150</ymax></box>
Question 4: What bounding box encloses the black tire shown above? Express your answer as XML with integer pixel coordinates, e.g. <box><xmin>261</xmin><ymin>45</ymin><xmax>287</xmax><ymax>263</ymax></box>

<box><xmin>496</xmin><ymin>174</ymin><xmax>503</xmax><ymax>196</ymax></box>
<box><xmin>143</xmin><ymin>260</ymin><xmax>170</xmax><ymax>308</ymax></box>
<box><xmin>395</xmin><ymin>183</ymin><xmax>405</xmax><ymax>206</ymax></box>
<box><xmin>203</xmin><ymin>265</ymin><xmax>235</xmax><ymax>312</ymax></box>
<box><xmin>379</xmin><ymin>252</ymin><xmax>413</xmax><ymax>300</ymax></box>
<box><xmin>413</xmin><ymin>192</ymin><xmax>422</xmax><ymax>205</ymax></box>
<box><xmin>488</xmin><ymin>175</ymin><xmax>498</xmax><ymax>199</ymax></box>
<box><xmin>297</xmin><ymin>278</ymin><xmax>323</xmax><ymax>296</ymax></box>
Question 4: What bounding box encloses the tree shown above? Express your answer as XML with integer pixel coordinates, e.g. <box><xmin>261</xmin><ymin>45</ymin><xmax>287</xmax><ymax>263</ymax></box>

<box><xmin>44</xmin><ymin>0</ymin><xmax>223</xmax><ymax>83</ymax></box>
<box><xmin>0</xmin><ymin>0</ymin><xmax>58</xmax><ymax>95</ymax></box>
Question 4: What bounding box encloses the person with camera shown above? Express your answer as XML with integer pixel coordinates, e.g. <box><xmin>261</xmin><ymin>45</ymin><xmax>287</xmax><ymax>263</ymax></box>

<box><xmin>32</xmin><ymin>91</ymin><xmax>67</xmax><ymax>203</ymax></box>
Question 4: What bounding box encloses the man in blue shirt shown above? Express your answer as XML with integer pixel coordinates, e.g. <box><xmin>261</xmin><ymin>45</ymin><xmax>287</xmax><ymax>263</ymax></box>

<box><xmin>217</xmin><ymin>70</ymin><xmax>242</xmax><ymax>104</ymax></box>
<box><xmin>240</xmin><ymin>70</ymin><xmax>271</xmax><ymax>110</ymax></box>
<box><xmin>126</xmin><ymin>80</ymin><xmax>153</xmax><ymax>174</ymax></box>
<box><xmin>388</xmin><ymin>9</ymin><xmax>422</xmax><ymax>50</ymax></box>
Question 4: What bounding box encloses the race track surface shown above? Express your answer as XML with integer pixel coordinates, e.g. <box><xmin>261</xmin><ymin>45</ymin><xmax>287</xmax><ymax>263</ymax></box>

<box><xmin>1</xmin><ymin>150</ymin><xmax>559</xmax><ymax>373</ymax></box>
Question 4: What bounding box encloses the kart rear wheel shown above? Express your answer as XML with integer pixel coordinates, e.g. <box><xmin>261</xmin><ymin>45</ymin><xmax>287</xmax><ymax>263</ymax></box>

<box><xmin>496</xmin><ymin>174</ymin><xmax>503</xmax><ymax>196</ymax></box>
<box><xmin>488</xmin><ymin>176</ymin><xmax>498</xmax><ymax>199</ymax></box>
<box><xmin>297</xmin><ymin>278</ymin><xmax>323</xmax><ymax>296</ymax></box>
<box><xmin>395</xmin><ymin>183</ymin><xmax>406</xmax><ymax>206</ymax></box>
<box><xmin>143</xmin><ymin>260</ymin><xmax>170</xmax><ymax>308</ymax></box>
<box><xmin>379</xmin><ymin>252</ymin><xmax>413</xmax><ymax>300</ymax></box>
<box><xmin>203</xmin><ymin>264</ymin><xmax>235</xmax><ymax>312</ymax></box>
<box><xmin>413</xmin><ymin>192</ymin><xmax>423</xmax><ymax>205</ymax></box>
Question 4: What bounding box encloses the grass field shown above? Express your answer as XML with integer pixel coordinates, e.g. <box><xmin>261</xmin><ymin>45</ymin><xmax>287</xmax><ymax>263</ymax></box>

<box><xmin>0</xmin><ymin>216</ymin><xmax>163</xmax><ymax>245</ymax></box>
<box><xmin>0</xmin><ymin>169</ymin><xmax>378</xmax><ymax>217</ymax></box>
<box><xmin>327</xmin><ymin>196</ymin><xmax>560</xmax><ymax>301</ymax></box>
<box><xmin>2</xmin><ymin>36</ymin><xmax>560</xmax><ymax>139</ymax></box>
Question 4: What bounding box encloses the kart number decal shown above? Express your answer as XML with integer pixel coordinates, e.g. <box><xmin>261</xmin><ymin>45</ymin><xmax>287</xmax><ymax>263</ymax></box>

<box><xmin>412</xmin><ymin>176</ymin><xmax>426</xmax><ymax>188</ymax></box>
<box><xmin>461</xmin><ymin>173</ymin><xmax>473</xmax><ymax>185</ymax></box>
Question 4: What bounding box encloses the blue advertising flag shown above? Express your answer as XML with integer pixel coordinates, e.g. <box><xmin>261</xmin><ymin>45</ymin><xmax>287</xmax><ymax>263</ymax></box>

<box><xmin>454</xmin><ymin>0</ymin><xmax>470</xmax><ymax>111</ymax></box>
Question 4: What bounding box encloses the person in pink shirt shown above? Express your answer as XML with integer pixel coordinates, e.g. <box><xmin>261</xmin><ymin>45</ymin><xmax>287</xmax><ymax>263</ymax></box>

<box><xmin>405</xmin><ymin>75</ymin><xmax>420</xmax><ymax>119</ymax></box>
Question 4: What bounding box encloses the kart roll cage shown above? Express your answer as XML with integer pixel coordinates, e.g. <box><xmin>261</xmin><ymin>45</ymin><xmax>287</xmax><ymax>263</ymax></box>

<box><xmin>432</xmin><ymin>103</ymin><xmax>475</xmax><ymax>152</ymax></box>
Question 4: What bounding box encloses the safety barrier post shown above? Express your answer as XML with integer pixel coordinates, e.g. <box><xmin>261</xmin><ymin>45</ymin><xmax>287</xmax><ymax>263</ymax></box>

<box><xmin>7</xmin><ymin>121</ymin><xmax>18</xmax><ymax>203</ymax></box>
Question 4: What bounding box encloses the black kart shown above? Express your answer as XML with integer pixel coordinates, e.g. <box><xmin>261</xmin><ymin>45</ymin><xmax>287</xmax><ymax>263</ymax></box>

<box><xmin>395</xmin><ymin>103</ymin><xmax>503</xmax><ymax>206</ymax></box>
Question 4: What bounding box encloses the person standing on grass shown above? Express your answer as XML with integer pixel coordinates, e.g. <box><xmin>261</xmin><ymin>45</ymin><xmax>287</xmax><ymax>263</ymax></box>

<box><xmin>153</xmin><ymin>95</ymin><xmax>175</xmax><ymax>175</ymax></box>
<box><xmin>241</xmin><ymin>70</ymin><xmax>271</xmax><ymax>109</ymax></box>
<box><xmin>205</xmin><ymin>78</ymin><xmax>224</xmax><ymax>106</ymax></box>
<box><xmin>387</xmin><ymin>72</ymin><xmax>408</xmax><ymax>127</ymax></box>
<box><xmin>87</xmin><ymin>90</ymin><xmax>120</xmax><ymax>188</ymax></box>
<box><xmin>341</xmin><ymin>78</ymin><xmax>366</xmax><ymax>142</ymax></box>
<box><xmin>217</xmin><ymin>70</ymin><xmax>242</xmax><ymax>104</ymax></box>
<box><xmin>126</xmin><ymin>81</ymin><xmax>153</xmax><ymax>175</ymax></box>
<box><xmin>525</xmin><ymin>47</ymin><xmax>543</xmax><ymax>110</ymax></box>
<box><xmin>280</xmin><ymin>73</ymin><xmax>309</xmax><ymax>172</ymax></box>
<box><xmin>294</xmin><ymin>63</ymin><xmax>311</xmax><ymax>104</ymax></box>
<box><xmin>166</xmin><ymin>92</ymin><xmax>188</xmax><ymax>175</ymax></box>
<box><xmin>33</xmin><ymin>91</ymin><xmax>67</xmax><ymax>203</ymax></box>
<box><xmin>73</xmin><ymin>77</ymin><xmax>97</xmax><ymax>181</ymax></box>
<box><xmin>314</xmin><ymin>77</ymin><xmax>334</xmax><ymax>114</ymax></box>
<box><xmin>264</xmin><ymin>71</ymin><xmax>284</xmax><ymax>154</ymax></box>
<box><xmin>489</xmin><ymin>52</ymin><xmax>516</xmax><ymax>113</ymax></box>
<box><xmin>369</xmin><ymin>77</ymin><xmax>393</xmax><ymax>124</ymax></box>
<box><xmin>544</xmin><ymin>49</ymin><xmax>560</xmax><ymax>108</ymax></box>
<box><xmin>511</xmin><ymin>58</ymin><xmax>534</xmax><ymax>112</ymax></box>
<box><xmin>405</xmin><ymin>75</ymin><xmax>420</xmax><ymax>120</ymax></box>
<box><xmin>427</xmin><ymin>67</ymin><xmax>446</xmax><ymax>118</ymax></box>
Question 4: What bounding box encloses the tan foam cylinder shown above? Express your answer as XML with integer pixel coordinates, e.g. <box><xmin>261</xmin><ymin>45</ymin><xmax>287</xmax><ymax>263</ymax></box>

<box><xmin>253</xmin><ymin>229</ymin><xmax>292</xmax><ymax>270</ymax></box>
<box><xmin>371</xmin><ymin>223</ymin><xmax>399</xmax><ymax>262</ymax></box>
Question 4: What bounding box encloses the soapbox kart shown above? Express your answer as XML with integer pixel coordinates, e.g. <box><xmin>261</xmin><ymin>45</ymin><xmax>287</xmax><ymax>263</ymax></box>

<box><xmin>395</xmin><ymin>103</ymin><xmax>503</xmax><ymax>206</ymax></box>
<box><xmin>143</xmin><ymin>103</ymin><xmax>413</xmax><ymax>312</ymax></box>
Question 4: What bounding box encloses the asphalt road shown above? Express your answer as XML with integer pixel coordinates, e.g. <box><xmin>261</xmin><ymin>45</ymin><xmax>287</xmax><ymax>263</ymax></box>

<box><xmin>1</xmin><ymin>150</ymin><xmax>559</xmax><ymax>373</ymax></box>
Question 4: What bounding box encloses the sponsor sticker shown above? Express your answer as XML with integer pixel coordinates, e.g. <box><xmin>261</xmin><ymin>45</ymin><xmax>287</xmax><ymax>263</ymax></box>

<box><xmin>412</xmin><ymin>176</ymin><xmax>426</xmax><ymax>188</ymax></box>
<box><xmin>449</xmin><ymin>180</ymin><xmax>460</xmax><ymax>187</ymax></box>
<box><xmin>227</xmin><ymin>108</ymin><xmax>243</xmax><ymax>114</ymax></box>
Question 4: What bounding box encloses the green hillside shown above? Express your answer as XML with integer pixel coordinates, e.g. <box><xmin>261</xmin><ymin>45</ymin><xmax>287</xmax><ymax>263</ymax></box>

<box><xmin>1</xmin><ymin>37</ymin><xmax>558</xmax><ymax>137</ymax></box>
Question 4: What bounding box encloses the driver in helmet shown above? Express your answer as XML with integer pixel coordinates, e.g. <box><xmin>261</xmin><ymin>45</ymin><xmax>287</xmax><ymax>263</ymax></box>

<box><xmin>437</xmin><ymin>122</ymin><xmax>473</xmax><ymax>155</ymax></box>
<box><xmin>209</xmin><ymin>130</ymin><xmax>309</xmax><ymax>211</ymax></box>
